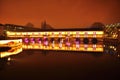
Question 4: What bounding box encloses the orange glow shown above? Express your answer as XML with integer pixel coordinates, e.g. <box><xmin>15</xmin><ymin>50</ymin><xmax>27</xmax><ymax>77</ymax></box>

<box><xmin>0</xmin><ymin>0</ymin><xmax>120</xmax><ymax>28</ymax></box>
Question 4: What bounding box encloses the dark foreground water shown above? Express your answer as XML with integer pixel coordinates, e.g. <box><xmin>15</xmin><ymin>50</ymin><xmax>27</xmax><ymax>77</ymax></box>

<box><xmin>0</xmin><ymin>45</ymin><xmax>120</xmax><ymax>80</ymax></box>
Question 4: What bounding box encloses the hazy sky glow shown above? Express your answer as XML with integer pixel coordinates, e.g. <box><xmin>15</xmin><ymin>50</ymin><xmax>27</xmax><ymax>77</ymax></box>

<box><xmin>0</xmin><ymin>0</ymin><xmax>120</xmax><ymax>28</ymax></box>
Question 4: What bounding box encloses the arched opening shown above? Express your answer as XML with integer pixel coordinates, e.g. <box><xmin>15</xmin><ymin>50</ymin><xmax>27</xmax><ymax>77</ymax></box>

<box><xmin>91</xmin><ymin>38</ymin><xmax>98</xmax><ymax>44</ymax></box>
<box><xmin>83</xmin><ymin>38</ymin><xmax>89</xmax><ymax>44</ymax></box>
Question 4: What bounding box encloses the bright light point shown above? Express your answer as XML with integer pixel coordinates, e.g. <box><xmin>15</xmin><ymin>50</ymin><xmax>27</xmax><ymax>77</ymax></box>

<box><xmin>118</xmin><ymin>54</ymin><xmax>120</xmax><ymax>56</ymax></box>
<box><xmin>8</xmin><ymin>57</ymin><xmax>11</xmax><ymax>61</ymax></box>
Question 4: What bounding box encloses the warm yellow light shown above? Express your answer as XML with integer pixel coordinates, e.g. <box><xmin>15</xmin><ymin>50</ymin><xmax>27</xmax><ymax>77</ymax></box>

<box><xmin>8</xmin><ymin>57</ymin><xmax>11</xmax><ymax>61</ymax></box>
<box><xmin>79</xmin><ymin>32</ymin><xmax>84</xmax><ymax>35</ymax></box>
<box><xmin>34</xmin><ymin>32</ymin><xmax>39</xmax><ymax>36</ymax></box>
<box><xmin>6</xmin><ymin>31</ymin><xmax>10</xmax><ymax>35</ymax></box>
<box><xmin>87</xmin><ymin>31</ymin><xmax>93</xmax><ymax>34</ymax></box>
<box><xmin>34</xmin><ymin>45</ymin><xmax>39</xmax><ymax>49</ymax></box>
<box><xmin>53</xmin><ymin>32</ymin><xmax>59</xmax><ymax>35</ymax></box>
<box><xmin>7</xmin><ymin>31</ymin><xmax>15</xmax><ymax>36</ymax></box>
<box><xmin>72</xmin><ymin>32</ymin><xmax>76</xmax><ymax>34</ymax></box>
<box><xmin>86</xmin><ymin>48</ymin><xmax>93</xmax><ymax>51</ymax></box>
<box><xmin>110</xmin><ymin>46</ymin><xmax>113</xmax><ymax>48</ymax></box>
<box><xmin>16</xmin><ymin>32</ymin><xmax>21</xmax><ymax>35</ymax></box>
<box><xmin>22</xmin><ymin>32</ymin><xmax>27</xmax><ymax>35</ymax></box>
<box><xmin>96</xmin><ymin>31</ymin><xmax>104</xmax><ymax>35</ymax></box>
<box><xmin>40</xmin><ymin>32</ymin><xmax>44</xmax><ymax>35</ymax></box>
<box><xmin>96</xmin><ymin>48</ymin><xmax>103</xmax><ymax>52</ymax></box>
<box><xmin>62</xmin><ymin>32</ymin><xmax>66</xmax><ymax>35</ymax></box>
<box><xmin>27</xmin><ymin>32</ymin><xmax>32</xmax><ymax>35</ymax></box>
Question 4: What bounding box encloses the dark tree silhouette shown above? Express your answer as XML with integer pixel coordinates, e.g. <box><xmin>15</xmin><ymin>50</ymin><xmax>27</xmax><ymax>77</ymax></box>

<box><xmin>0</xmin><ymin>23</ymin><xmax>3</xmax><ymax>26</ymax></box>
<box><xmin>0</xmin><ymin>24</ymin><xmax>4</xmax><ymax>36</ymax></box>
<box><xmin>26</xmin><ymin>22</ymin><xmax>34</xmax><ymax>28</ymax></box>
<box><xmin>91</xmin><ymin>22</ymin><xmax>105</xmax><ymax>30</ymax></box>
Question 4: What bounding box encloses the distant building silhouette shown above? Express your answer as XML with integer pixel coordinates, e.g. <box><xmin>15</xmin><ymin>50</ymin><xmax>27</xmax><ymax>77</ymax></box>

<box><xmin>4</xmin><ymin>24</ymin><xmax>40</xmax><ymax>31</ymax></box>
<box><xmin>41</xmin><ymin>21</ymin><xmax>54</xmax><ymax>30</ymax></box>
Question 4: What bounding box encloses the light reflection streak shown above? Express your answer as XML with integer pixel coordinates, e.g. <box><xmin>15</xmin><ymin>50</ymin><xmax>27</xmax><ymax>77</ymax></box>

<box><xmin>0</xmin><ymin>39</ymin><xmax>22</xmax><ymax>58</ymax></box>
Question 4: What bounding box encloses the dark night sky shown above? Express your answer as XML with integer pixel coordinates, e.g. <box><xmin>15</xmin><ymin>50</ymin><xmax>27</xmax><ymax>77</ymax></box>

<box><xmin>0</xmin><ymin>0</ymin><xmax>120</xmax><ymax>28</ymax></box>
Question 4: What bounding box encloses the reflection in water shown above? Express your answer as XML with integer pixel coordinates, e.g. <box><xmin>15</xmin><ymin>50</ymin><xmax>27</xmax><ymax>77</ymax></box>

<box><xmin>104</xmin><ymin>45</ymin><xmax>117</xmax><ymax>54</ymax></box>
<box><xmin>0</xmin><ymin>57</ymin><xmax>13</xmax><ymax>71</ymax></box>
<box><xmin>104</xmin><ymin>44</ymin><xmax>118</xmax><ymax>55</ymax></box>
<box><xmin>0</xmin><ymin>43</ymin><xmax>120</xmax><ymax>80</ymax></box>
<box><xmin>0</xmin><ymin>57</ymin><xmax>8</xmax><ymax>70</ymax></box>
<box><xmin>103</xmin><ymin>43</ymin><xmax>120</xmax><ymax>64</ymax></box>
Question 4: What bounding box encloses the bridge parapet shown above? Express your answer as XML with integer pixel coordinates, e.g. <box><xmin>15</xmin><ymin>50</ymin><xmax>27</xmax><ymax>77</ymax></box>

<box><xmin>6</xmin><ymin>30</ymin><xmax>104</xmax><ymax>52</ymax></box>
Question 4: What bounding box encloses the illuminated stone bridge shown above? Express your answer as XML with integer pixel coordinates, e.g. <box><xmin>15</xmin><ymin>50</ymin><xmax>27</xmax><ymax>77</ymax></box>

<box><xmin>6</xmin><ymin>28</ymin><xmax>104</xmax><ymax>52</ymax></box>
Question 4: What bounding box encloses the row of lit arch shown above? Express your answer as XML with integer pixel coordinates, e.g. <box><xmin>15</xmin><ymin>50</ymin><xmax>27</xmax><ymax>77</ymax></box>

<box><xmin>22</xmin><ymin>37</ymin><xmax>101</xmax><ymax>45</ymax></box>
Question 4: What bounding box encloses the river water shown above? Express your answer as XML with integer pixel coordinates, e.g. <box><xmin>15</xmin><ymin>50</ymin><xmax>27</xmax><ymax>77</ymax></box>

<box><xmin>0</xmin><ymin>44</ymin><xmax>120</xmax><ymax>80</ymax></box>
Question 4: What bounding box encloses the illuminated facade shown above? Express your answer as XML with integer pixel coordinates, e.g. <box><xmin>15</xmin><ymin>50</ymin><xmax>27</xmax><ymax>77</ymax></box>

<box><xmin>105</xmin><ymin>23</ymin><xmax>120</xmax><ymax>39</ymax></box>
<box><xmin>6</xmin><ymin>29</ymin><xmax>104</xmax><ymax>52</ymax></box>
